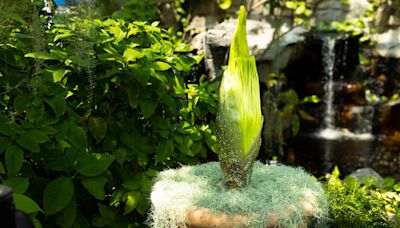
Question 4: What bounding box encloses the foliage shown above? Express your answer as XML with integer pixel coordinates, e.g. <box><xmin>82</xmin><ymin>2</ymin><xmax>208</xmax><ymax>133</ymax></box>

<box><xmin>111</xmin><ymin>0</ymin><xmax>159</xmax><ymax>22</ymax></box>
<box><xmin>217</xmin><ymin>6</ymin><xmax>263</xmax><ymax>189</ymax></box>
<box><xmin>0</xmin><ymin>11</ymin><xmax>218</xmax><ymax>227</ymax></box>
<box><xmin>263</xmin><ymin>72</ymin><xmax>319</xmax><ymax>159</ymax></box>
<box><xmin>325</xmin><ymin>167</ymin><xmax>400</xmax><ymax>227</ymax></box>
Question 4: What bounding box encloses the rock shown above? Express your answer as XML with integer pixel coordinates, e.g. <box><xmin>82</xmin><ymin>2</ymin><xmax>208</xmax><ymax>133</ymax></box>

<box><xmin>372</xmin><ymin>29</ymin><xmax>400</xmax><ymax>58</ymax></box>
<box><xmin>349</xmin><ymin>168</ymin><xmax>384</xmax><ymax>184</ymax></box>
<box><xmin>311</xmin><ymin>0</ymin><xmax>370</xmax><ymax>24</ymax></box>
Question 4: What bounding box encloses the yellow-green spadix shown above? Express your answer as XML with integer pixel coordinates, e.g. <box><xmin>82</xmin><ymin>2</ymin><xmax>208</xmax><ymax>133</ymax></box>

<box><xmin>217</xmin><ymin>6</ymin><xmax>263</xmax><ymax>189</ymax></box>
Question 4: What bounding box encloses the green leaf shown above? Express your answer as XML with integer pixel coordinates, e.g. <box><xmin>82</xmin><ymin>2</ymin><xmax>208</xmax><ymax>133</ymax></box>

<box><xmin>384</xmin><ymin>177</ymin><xmax>396</xmax><ymax>189</ymax></box>
<box><xmin>153</xmin><ymin>61</ymin><xmax>171</xmax><ymax>71</ymax></box>
<box><xmin>46</xmin><ymin>68</ymin><xmax>70</xmax><ymax>83</ymax></box>
<box><xmin>81</xmin><ymin>177</ymin><xmax>107</xmax><ymax>200</ymax></box>
<box><xmin>13</xmin><ymin>94</ymin><xmax>30</xmax><ymax>113</ymax></box>
<box><xmin>68</xmin><ymin>124</ymin><xmax>87</xmax><ymax>148</ymax></box>
<box><xmin>43</xmin><ymin>177</ymin><xmax>74</xmax><ymax>215</ymax></box>
<box><xmin>29</xmin><ymin>130</ymin><xmax>50</xmax><ymax>143</ymax></box>
<box><xmin>124</xmin><ymin>191</ymin><xmax>141</xmax><ymax>215</ymax></box>
<box><xmin>14</xmin><ymin>194</ymin><xmax>43</xmax><ymax>214</ymax></box>
<box><xmin>298</xmin><ymin>109</ymin><xmax>315</xmax><ymax>121</ymax></box>
<box><xmin>5</xmin><ymin>144</ymin><xmax>24</xmax><ymax>176</ymax></box>
<box><xmin>60</xmin><ymin>197</ymin><xmax>77</xmax><ymax>228</ymax></box>
<box><xmin>3</xmin><ymin>177</ymin><xmax>29</xmax><ymax>194</ymax></box>
<box><xmin>77</xmin><ymin>153</ymin><xmax>114</xmax><ymax>177</ymax></box>
<box><xmin>123</xmin><ymin>48</ymin><xmax>144</xmax><ymax>62</ymax></box>
<box><xmin>25</xmin><ymin>52</ymin><xmax>58</xmax><ymax>60</ymax></box>
<box><xmin>45</xmin><ymin>94</ymin><xmax>67</xmax><ymax>117</ymax></box>
<box><xmin>156</xmin><ymin>139</ymin><xmax>174</xmax><ymax>163</ymax></box>
<box><xmin>0</xmin><ymin>115</ymin><xmax>17</xmax><ymax>136</ymax></box>
<box><xmin>88</xmin><ymin>117</ymin><xmax>107</xmax><ymax>143</ymax></box>
<box><xmin>16</xmin><ymin>133</ymin><xmax>40</xmax><ymax>152</ymax></box>
<box><xmin>129</xmin><ymin>64</ymin><xmax>150</xmax><ymax>86</ymax></box>
<box><xmin>291</xmin><ymin>115</ymin><xmax>300</xmax><ymax>135</ymax></box>
<box><xmin>127</xmin><ymin>83</ymin><xmax>140</xmax><ymax>109</ymax></box>
<box><xmin>114</xmin><ymin>147</ymin><xmax>127</xmax><ymax>166</ymax></box>
<box><xmin>393</xmin><ymin>184</ymin><xmax>400</xmax><ymax>192</ymax></box>
<box><xmin>140</xmin><ymin>99</ymin><xmax>158</xmax><ymax>119</ymax></box>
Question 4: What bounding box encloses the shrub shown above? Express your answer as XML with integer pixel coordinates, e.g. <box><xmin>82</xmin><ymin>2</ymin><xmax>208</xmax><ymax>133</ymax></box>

<box><xmin>325</xmin><ymin>167</ymin><xmax>400</xmax><ymax>227</ymax></box>
<box><xmin>0</xmin><ymin>14</ymin><xmax>218</xmax><ymax>226</ymax></box>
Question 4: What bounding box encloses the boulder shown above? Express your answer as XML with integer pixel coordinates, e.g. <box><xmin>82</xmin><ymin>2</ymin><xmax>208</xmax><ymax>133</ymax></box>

<box><xmin>372</xmin><ymin>29</ymin><xmax>400</xmax><ymax>58</ymax></box>
<box><xmin>349</xmin><ymin>168</ymin><xmax>384</xmax><ymax>185</ymax></box>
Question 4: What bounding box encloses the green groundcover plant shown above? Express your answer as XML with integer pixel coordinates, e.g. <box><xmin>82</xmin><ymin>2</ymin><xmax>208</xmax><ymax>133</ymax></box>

<box><xmin>0</xmin><ymin>8</ymin><xmax>218</xmax><ymax>227</ymax></box>
<box><xmin>325</xmin><ymin>167</ymin><xmax>400</xmax><ymax>227</ymax></box>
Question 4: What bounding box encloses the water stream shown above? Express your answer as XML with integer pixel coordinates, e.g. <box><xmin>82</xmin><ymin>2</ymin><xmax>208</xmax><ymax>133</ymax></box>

<box><xmin>317</xmin><ymin>36</ymin><xmax>373</xmax><ymax>140</ymax></box>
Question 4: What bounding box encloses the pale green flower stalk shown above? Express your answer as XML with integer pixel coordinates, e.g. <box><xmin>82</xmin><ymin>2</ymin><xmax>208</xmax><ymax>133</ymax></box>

<box><xmin>217</xmin><ymin>6</ymin><xmax>263</xmax><ymax>189</ymax></box>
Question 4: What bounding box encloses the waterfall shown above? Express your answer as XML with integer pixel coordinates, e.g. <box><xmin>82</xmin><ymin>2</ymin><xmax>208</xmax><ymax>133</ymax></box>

<box><xmin>317</xmin><ymin>36</ymin><xmax>373</xmax><ymax>140</ymax></box>
<box><xmin>322</xmin><ymin>38</ymin><xmax>336</xmax><ymax>130</ymax></box>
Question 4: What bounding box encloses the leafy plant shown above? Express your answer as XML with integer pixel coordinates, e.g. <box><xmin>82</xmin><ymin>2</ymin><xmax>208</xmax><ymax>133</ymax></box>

<box><xmin>263</xmin><ymin>72</ymin><xmax>319</xmax><ymax>159</ymax></box>
<box><xmin>217</xmin><ymin>6</ymin><xmax>263</xmax><ymax>189</ymax></box>
<box><xmin>0</xmin><ymin>10</ymin><xmax>218</xmax><ymax>227</ymax></box>
<box><xmin>325</xmin><ymin>167</ymin><xmax>400</xmax><ymax>227</ymax></box>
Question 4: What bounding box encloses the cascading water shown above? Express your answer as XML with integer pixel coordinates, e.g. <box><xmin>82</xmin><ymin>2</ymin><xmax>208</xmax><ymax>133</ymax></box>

<box><xmin>321</xmin><ymin>38</ymin><xmax>336</xmax><ymax>130</ymax></box>
<box><xmin>291</xmin><ymin>33</ymin><xmax>377</xmax><ymax>176</ymax></box>
<box><xmin>317</xmin><ymin>36</ymin><xmax>373</xmax><ymax>140</ymax></box>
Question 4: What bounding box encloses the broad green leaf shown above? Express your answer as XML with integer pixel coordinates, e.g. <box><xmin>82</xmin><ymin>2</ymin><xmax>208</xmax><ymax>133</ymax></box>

<box><xmin>124</xmin><ymin>191</ymin><xmax>141</xmax><ymax>214</ymax></box>
<box><xmin>156</xmin><ymin>139</ymin><xmax>174</xmax><ymax>163</ymax></box>
<box><xmin>77</xmin><ymin>153</ymin><xmax>114</xmax><ymax>177</ymax></box>
<box><xmin>114</xmin><ymin>147</ymin><xmax>127</xmax><ymax>166</ymax></box>
<box><xmin>13</xmin><ymin>94</ymin><xmax>30</xmax><ymax>113</ymax></box>
<box><xmin>46</xmin><ymin>68</ymin><xmax>69</xmax><ymax>83</ymax></box>
<box><xmin>123</xmin><ymin>48</ymin><xmax>144</xmax><ymax>62</ymax></box>
<box><xmin>140</xmin><ymin>99</ymin><xmax>158</xmax><ymax>119</ymax></box>
<box><xmin>60</xmin><ymin>196</ymin><xmax>77</xmax><ymax>228</ymax></box>
<box><xmin>393</xmin><ymin>184</ymin><xmax>400</xmax><ymax>192</ymax></box>
<box><xmin>88</xmin><ymin>117</ymin><xmax>107</xmax><ymax>143</ymax></box>
<box><xmin>384</xmin><ymin>177</ymin><xmax>396</xmax><ymax>189</ymax></box>
<box><xmin>127</xmin><ymin>84</ymin><xmax>139</xmax><ymax>109</ymax></box>
<box><xmin>43</xmin><ymin>177</ymin><xmax>74</xmax><ymax>215</ymax></box>
<box><xmin>24</xmin><ymin>52</ymin><xmax>58</xmax><ymax>60</ymax></box>
<box><xmin>16</xmin><ymin>133</ymin><xmax>40</xmax><ymax>152</ymax></box>
<box><xmin>81</xmin><ymin>177</ymin><xmax>107</xmax><ymax>200</ymax></box>
<box><xmin>29</xmin><ymin>130</ymin><xmax>50</xmax><ymax>143</ymax></box>
<box><xmin>0</xmin><ymin>115</ymin><xmax>17</xmax><ymax>136</ymax></box>
<box><xmin>3</xmin><ymin>177</ymin><xmax>29</xmax><ymax>194</ymax></box>
<box><xmin>129</xmin><ymin>64</ymin><xmax>150</xmax><ymax>85</ymax></box>
<box><xmin>153</xmin><ymin>61</ymin><xmax>171</xmax><ymax>71</ymax></box>
<box><xmin>45</xmin><ymin>94</ymin><xmax>67</xmax><ymax>117</ymax></box>
<box><xmin>14</xmin><ymin>194</ymin><xmax>43</xmax><ymax>214</ymax></box>
<box><xmin>5</xmin><ymin>144</ymin><xmax>24</xmax><ymax>176</ymax></box>
<box><xmin>67</xmin><ymin>124</ymin><xmax>87</xmax><ymax>148</ymax></box>
<box><xmin>108</xmin><ymin>25</ymin><xmax>126</xmax><ymax>43</ymax></box>
<box><xmin>92</xmin><ymin>204</ymin><xmax>115</xmax><ymax>227</ymax></box>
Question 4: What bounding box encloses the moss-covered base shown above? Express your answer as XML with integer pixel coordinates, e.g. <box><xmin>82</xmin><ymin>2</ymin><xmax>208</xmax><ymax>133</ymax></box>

<box><xmin>149</xmin><ymin>162</ymin><xmax>329</xmax><ymax>228</ymax></box>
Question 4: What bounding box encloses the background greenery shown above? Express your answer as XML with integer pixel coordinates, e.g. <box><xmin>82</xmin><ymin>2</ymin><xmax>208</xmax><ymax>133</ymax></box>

<box><xmin>0</xmin><ymin>1</ymin><xmax>218</xmax><ymax>226</ymax></box>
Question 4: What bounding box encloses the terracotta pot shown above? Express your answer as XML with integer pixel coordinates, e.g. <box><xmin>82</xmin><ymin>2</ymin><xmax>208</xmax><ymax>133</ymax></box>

<box><xmin>181</xmin><ymin>202</ymin><xmax>312</xmax><ymax>228</ymax></box>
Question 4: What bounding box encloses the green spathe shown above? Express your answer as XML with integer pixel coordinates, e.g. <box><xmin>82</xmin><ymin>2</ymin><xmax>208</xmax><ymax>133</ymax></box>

<box><xmin>149</xmin><ymin>162</ymin><xmax>329</xmax><ymax>228</ymax></box>
<box><xmin>217</xmin><ymin>6</ymin><xmax>263</xmax><ymax>188</ymax></box>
